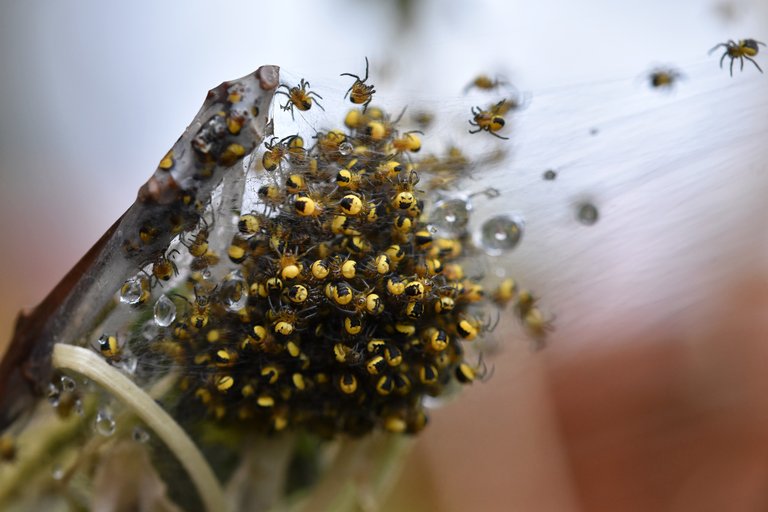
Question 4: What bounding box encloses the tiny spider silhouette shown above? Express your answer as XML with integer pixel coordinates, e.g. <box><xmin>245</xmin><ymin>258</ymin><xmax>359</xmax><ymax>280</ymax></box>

<box><xmin>647</xmin><ymin>67</ymin><xmax>684</xmax><ymax>90</ymax></box>
<box><xmin>709</xmin><ymin>38</ymin><xmax>766</xmax><ymax>76</ymax></box>
<box><xmin>468</xmin><ymin>101</ymin><xmax>510</xmax><ymax>140</ymax></box>
<box><xmin>340</xmin><ymin>57</ymin><xmax>376</xmax><ymax>111</ymax></box>
<box><xmin>275</xmin><ymin>79</ymin><xmax>325</xmax><ymax>119</ymax></box>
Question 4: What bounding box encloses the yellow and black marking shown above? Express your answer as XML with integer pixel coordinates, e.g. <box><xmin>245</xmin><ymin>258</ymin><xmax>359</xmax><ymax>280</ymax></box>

<box><xmin>468</xmin><ymin>100</ymin><xmax>510</xmax><ymax>140</ymax></box>
<box><xmin>341</xmin><ymin>57</ymin><xmax>376</xmax><ymax>111</ymax></box>
<box><xmin>276</xmin><ymin>78</ymin><xmax>326</xmax><ymax>119</ymax></box>
<box><xmin>95</xmin><ymin>61</ymin><xmax>548</xmax><ymax>438</ymax></box>
<box><xmin>463</xmin><ymin>74</ymin><xmax>511</xmax><ymax>94</ymax></box>
<box><xmin>709</xmin><ymin>38</ymin><xmax>766</xmax><ymax>76</ymax></box>
<box><xmin>96</xmin><ymin>334</ymin><xmax>121</xmax><ymax>359</ymax></box>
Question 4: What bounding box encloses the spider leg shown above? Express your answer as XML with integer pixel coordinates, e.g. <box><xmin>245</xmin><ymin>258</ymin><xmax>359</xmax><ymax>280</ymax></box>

<box><xmin>740</xmin><ymin>56</ymin><xmax>745</xmax><ymax>71</ymax></box>
<box><xmin>468</xmin><ymin>127</ymin><xmax>482</xmax><ymax>135</ymax></box>
<box><xmin>488</xmin><ymin>131</ymin><xmax>510</xmax><ymax>141</ymax></box>
<box><xmin>719</xmin><ymin>52</ymin><xmax>727</xmax><ymax>69</ymax></box>
<box><xmin>308</xmin><ymin>91</ymin><xmax>323</xmax><ymax>99</ymax></box>
<box><xmin>362</xmin><ymin>56</ymin><xmax>370</xmax><ymax>82</ymax></box>
<box><xmin>340</xmin><ymin>73</ymin><xmax>361</xmax><ymax>80</ymax></box>
<box><xmin>709</xmin><ymin>43</ymin><xmax>727</xmax><ymax>55</ymax></box>
<box><xmin>343</xmin><ymin>85</ymin><xmax>353</xmax><ymax>100</ymax></box>
<box><xmin>729</xmin><ymin>57</ymin><xmax>735</xmax><ymax>76</ymax></box>
<box><xmin>282</xmin><ymin>101</ymin><xmax>297</xmax><ymax>120</ymax></box>
<box><xmin>487</xmin><ymin>311</ymin><xmax>501</xmax><ymax>332</ymax></box>
<box><xmin>744</xmin><ymin>56</ymin><xmax>763</xmax><ymax>73</ymax></box>
<box><xmin>312</xmin><ymin>96</ymin><xmax>326</xmax><ymax>112</ymax></box>
<box><xmin>392</xmin><ymin>106</ymin><xmax>408</xmax><ymax>124</ymax></box>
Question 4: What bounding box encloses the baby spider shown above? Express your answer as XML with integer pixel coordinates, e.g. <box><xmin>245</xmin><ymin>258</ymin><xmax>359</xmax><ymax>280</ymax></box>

<box><xmin>648</xmin><ymin>67</ymin><xmax>684</xmax><ymax>90</ymax></box>
<box><xmin>341</xmin><ymin>57</ymin><xmax>376</xmax><ymax>112</ymax></box>
<box><xmin>276</xmin><ymin>79</ymin><xmax>325</xmax><ymax>119</ymax></box>
<box><xmin>262</xmin><ymin>135</ymin><xmax>299</xmax><ymax>172</ymax></box>
<box><xmin>709</xmin><ymin>38</ymin><xmax>766</xmax><ymax>76</ymax></box>
<box><xmin>463</xmin><ymin>74</ymin><xmax>510</xmax><ymax>94</ymax></box>
<box><xmin>468</xmin><ymin>100</ymin><xmax>510</xmax><ymax>140</ymax></box>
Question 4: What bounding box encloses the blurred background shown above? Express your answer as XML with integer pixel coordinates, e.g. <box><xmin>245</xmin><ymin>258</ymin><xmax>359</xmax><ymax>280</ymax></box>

<box><xmin>2</xmin><ymin>0</ymin><xmax>768</xmax><ymax>510</ymax></box>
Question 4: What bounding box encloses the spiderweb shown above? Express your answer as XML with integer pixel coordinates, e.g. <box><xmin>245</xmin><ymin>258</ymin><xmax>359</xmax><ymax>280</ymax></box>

<box><xmin>0</xmin><ymin>53</ymin><xmax>767</xmax><ymax>512</ymax></box>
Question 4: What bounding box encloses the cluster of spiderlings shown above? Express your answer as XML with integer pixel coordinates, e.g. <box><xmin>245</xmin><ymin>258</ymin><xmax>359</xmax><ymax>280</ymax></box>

<box><xmin>130</xmin><ymin>93</ymin><xmax>506</xmax><ymax>437</ymax></box>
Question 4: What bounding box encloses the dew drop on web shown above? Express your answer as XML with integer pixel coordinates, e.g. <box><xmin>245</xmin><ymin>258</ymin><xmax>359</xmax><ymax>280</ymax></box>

<box><xmin>60</xmin><ymin>375</ymin><xmax>76</xmax><ymax>392</ymax></box>
<box><xmin>94</xmin><ymin>407</ymin><xmax>116</xmax><ymax>437</ymax></box>
<box><xmin>132</xmin><ymin>426</ymin><xmax>150</xmax><ymax>443</ymax></box>
<box><xmin>430</xmin><ymin>197</ymin><xmax>471</xmax><ymax>236</ymax></box>
<box><xmin>221</xmin><ymin>271</ymin><xmax>249</xmax><ymax>312</ymax></box>
<box><xmin>478</xmin><ymin>214</ymin><xmax>524</xmax><ymax>255</ymax></box>
<box><xmin>119</xmin><ymin>275</ymin><xmax>146</xmax><ymax>305</ymax></box>
<box><xmin>576</xmin><ymin>202</ymin><xmax>599</xmax><ymax>225</ymax></box>
<box><xmin>153</xmin><ymin>294</ymin><xmax>176</xmax><ymax>327</ymax></box>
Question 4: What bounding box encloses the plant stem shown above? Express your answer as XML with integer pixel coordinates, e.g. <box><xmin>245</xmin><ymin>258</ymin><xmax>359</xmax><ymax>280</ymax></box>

<box><xmin>51</xmin><ymin>343</ymin><xmax>227</xmax><ymax>512</ymax></box>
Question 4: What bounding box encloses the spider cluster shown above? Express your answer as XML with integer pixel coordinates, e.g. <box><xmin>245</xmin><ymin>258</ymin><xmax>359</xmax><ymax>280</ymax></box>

<box><xmin>100</xmin><ymin>62</ymin><xmax>542</xmax><ymax>437</ymax></box>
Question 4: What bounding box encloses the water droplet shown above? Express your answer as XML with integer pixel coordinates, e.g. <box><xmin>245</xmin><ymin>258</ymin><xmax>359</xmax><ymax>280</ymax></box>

<box><xmin>543</xmin><ymin>169</ymin><xmax>557</xmax><ymax>180</ymax></box>
<box><xmin>480</xmin><ymin>187</ymin><xmax>500</xmax><ymax>199</ymax></box>
<box><xmin>142</xmin><ymin>323</ymin><xmax>159</xmax><ymax>340</ymax></box>
<box><xmin>115</xmin><ymin>355</ymin><xmax>138</xmax><ymax>375</ymax></box>
<box><xmin>338</xmin><ymin>142</ymin><xmax>353</xmax><ymax>156</ymax></box>
<box><xmin>94</xmin><ymin>408</ymin><xmax>116</xmax><ymax>436</ymax></box>
<box><xmin>153</xmin><ymin>294</ymin><xmax>176</xmax><ymax>327</ymax></box>
<box><xmin>47</xmin><ymin>383</ymin><xmax>60</xmax><ymax>407</ymax></box>
<box><xmin>429</xmin><ymin>197</ymin><xmax>470</xmax><ymax>235</ymax></box>
<box><xmin>120</xmin><ymin>276</ymin><xmax>148</xmax><ymax>305</ymax></box>
<box><xmin>221</xmin><ymin>271</ymin><xmax>248</xmax><ymax>312</ymax></box>
<box><xmin>51</xmin><ymin>464</ymin><xmax>64</xmax><ymax>480</ymax></box>
<box><xmin>479</xmin><ymin>214</ymin><xmax>524</xmax><ymax>255</ymax></box>
<box><xmin>74</xmin><ymin>399</ymin><xmax>84</xmax><ymax>417</ymax></box>
<box><xmin>132</xmin><ymin>426</ymin><xmax>150</xmax><ymax>443</ymax></box>
<box><xmin>60</xmin><ymin>376</ymin><xmax>76</xmax><ymax>392</ymax></box>
<box><xmin>576</xmin><ymin>202</ymin><xmax>599</xmax><ymax>225</ymax></box>
<box><xmin>202</xmin><ymin>269</ymin><xmax>212</xmax><ymax>280</ymax></box>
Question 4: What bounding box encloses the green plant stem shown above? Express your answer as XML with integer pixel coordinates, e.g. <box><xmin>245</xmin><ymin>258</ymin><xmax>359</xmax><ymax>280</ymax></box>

<box><xmin>51</xmin><ymin>343</ymin><xmax>227</xmax><ymax>512</ymax></box>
